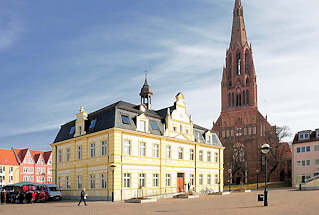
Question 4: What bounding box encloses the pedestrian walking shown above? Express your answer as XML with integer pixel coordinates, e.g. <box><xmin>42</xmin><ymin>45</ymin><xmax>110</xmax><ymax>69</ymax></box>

<box><xmin>77</xmin><ymin>188</ymin><xmax>87</xmax><ymax>206</ymax></box>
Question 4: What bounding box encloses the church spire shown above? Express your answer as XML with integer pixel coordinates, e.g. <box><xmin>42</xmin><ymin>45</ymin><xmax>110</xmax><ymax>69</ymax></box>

<box><xmin>230</xmin><ymin>0</ymin><xmax>247</xmax><ymax>48</ymax></box>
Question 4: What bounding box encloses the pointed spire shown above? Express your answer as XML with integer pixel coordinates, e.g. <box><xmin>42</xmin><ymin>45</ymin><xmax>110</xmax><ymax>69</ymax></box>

<box><xmin>144</xmin><ymin>71</ymin><xmax>148</xmax><ymax>85</ymax></box>
<box><xmin>230</xmin><ymin>0</ymin><xmax>247</xmax><ymax>48</ymax></box>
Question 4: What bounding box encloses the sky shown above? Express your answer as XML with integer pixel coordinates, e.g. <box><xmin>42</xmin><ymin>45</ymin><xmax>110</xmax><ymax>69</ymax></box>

<box><xmin>0</xmin><ymin>0</ymin><xmax>318</xmax><ymax>151</ymax></box>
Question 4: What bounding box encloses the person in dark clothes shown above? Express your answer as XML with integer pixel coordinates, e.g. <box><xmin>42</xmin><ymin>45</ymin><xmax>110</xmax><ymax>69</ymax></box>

<box><xmin>77</xmin><ymin>188</ymin><xmax>87</xmax><ymax>206</ymax></box>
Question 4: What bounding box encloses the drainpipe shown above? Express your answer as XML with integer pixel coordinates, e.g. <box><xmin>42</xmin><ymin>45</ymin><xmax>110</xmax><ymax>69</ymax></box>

<box><xmin>55</xmin><ymin>145</ymin><xmax>58</xmax><ymax>185</ymax></box>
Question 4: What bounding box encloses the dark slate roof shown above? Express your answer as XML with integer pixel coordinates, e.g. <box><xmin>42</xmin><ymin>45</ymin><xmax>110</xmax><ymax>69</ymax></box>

<box><xmin>54</xmin><ymin>100</ymin><xmax>222</xmax><ymax>147</ymax></box>
<box><xmin>292</xmin><ymin>130</ymin><xmax>319</xmax><ymax>144</ymax></box>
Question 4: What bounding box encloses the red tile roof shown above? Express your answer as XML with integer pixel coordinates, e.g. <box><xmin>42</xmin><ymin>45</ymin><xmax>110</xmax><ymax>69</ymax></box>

<box><xmin>0</xmin><ymin>149</ymin><xmax>19</xmax><ymax>165</ymax></box>
<box><xmin>13</xmin><ymin>148</ymin><xmax>29</xmax><ymax>163</ymax></box>
<box><xmin>43</xmin><ymin>151</ymin><xmax>52</xmax><ymax>163</ymax></box>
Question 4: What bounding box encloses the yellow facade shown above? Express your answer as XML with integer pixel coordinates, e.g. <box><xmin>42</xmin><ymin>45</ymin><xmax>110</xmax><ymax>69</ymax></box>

<box><xmin>52</xmin><ymin>93</ymin><xmax>224</xmax><ymax>201</ymax></box>
<box><xmin>0</xmin><ymin>165</ymin><xmax>19</xmax><ymax>186</ymax></box>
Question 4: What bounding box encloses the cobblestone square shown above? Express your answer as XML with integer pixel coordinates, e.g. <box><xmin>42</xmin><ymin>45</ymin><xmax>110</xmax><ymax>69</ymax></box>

<box><xmin>0</xmin><ymin>189</ymin><xmax>318</xmax><ymax>215</ymax></box>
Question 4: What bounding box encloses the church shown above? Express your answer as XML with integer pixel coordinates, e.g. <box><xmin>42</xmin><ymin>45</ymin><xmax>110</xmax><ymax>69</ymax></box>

<box><xmin>212</xmin><ymin>0</ymin><xmax>287</xmax><ymax>184</ymax></box>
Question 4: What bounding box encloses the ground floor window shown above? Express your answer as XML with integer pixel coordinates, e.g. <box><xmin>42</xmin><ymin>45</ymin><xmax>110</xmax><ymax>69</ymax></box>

<box><xmin>90</xmin><ymin>175</ymin><xmax>95</xmax><ymax>189</ymax></box>
<box><xmin>124</xmin><ymin>173</ymin><xmax>130</xmax><ymax>188</ymax></box>
<box><xmin>139</xmin><ymin>173</ymin><xmax>145</xmax><ymax>188</ymax></box>
<box><xmin>207</xmin><ymin>175</ymin><xmax>211</xmax><ymax>185</ymax></box>
<box><xmin>166</xmin><ymin>174</ymin><xmax>171</xmax><ymax>187</ymax></box>
<box><xmin>101</xmin><ymin>174</ymin><xmax>107</xmax><ymax>189</ymax></box>
<box><xmin>190</xmin><ymin>174</ymin><xmax>194</xmax><ymax>186</ymax></box>
<box><xmin>153</xmin><ymin>174</ymin><xmax>159</xmax><ymax>187</ymax></box>
<box><xmin>77</xmin><ymin>176</ymin><xmax>82</xmax><ymax>189</ymax></box>
<box><xmin>199</xmin><ymin>174</ymin><xmax>203</xmax><ymax>185</ymax></box>
<box><xmin>215</xmin><ymin>175</ymin><xmax>219</xmax><ymax>184</ymax></box>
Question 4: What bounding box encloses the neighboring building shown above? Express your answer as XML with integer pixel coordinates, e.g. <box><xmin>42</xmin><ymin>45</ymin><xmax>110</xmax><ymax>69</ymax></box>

<box><xmin>292</xmin><ymin>129</ymin><xmax>319</xmax><ymax>188</ymax></box>
<box><xmin>0</xmin><ymin>149</ymin><xmax>20</xmax><ymax>186</ymax></box>
<box><xmin>212</xmin><ymin>0</ymin><xmax>281</xmax><ymax>184</ymax></box>
<box><xmin>52</xmin><ymin>78</ymin><xmax>224</xmax><ymax>201</ymax></box>
<box><xmin>12</xmin><ymin>148</ymin><xmax>52</xmax><ymax>184</ymax></box>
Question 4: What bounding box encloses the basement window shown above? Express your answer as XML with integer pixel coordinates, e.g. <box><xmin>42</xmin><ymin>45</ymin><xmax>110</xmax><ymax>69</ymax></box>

<box><xmin>121</xmin><ymin>115</ymin><xmax>130</xmax><ymax>124</ymax></box>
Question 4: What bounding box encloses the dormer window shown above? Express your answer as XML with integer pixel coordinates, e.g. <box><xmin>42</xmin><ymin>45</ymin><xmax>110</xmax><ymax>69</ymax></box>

<box><xmin>212</xmin><ymin>135</ymin><xmax>218</xmax><ymax>144</ymax></box>
<box><xmin>121</xmin><ymin>115</ymin><xmax>130</xmax><ymax>124</ymax></box>
<box><xmin>89</xmin><ymin>119</ymin><xmax>97</xmax><ymax>129</ymax></box>
<box><xmin>206</xmin><ymin>135</ymin><xmax>211</xmax><ymax>144</ymax></box>
<box><xmin>150</xmin><ymin>121</ymin><xmax>159</xmax><ymax>130</ymax></box>
<box><xmin>70</xmin><ymin>126</ymin><xmax>75</xmax><ymax>135</ymax></box>
<box><xmin>317</xmin><ymin>130</ymin><xmax>319</xmax><ymax>139</ymax></box>
<box><xmin>299</xmin><ymin>131</ymin><xmax>311</xmax><ymax>141</ymax></box>
<box><xmin>137</xmin><ymin>120</ymin><xmax>147</xmax><ymax>132</ymax></box>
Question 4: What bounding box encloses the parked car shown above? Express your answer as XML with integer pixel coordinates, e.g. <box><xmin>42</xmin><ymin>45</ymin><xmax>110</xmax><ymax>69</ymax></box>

<box><xmin>45</xmin><ymin>184</ymin><xmax>62</xmax><ymax>200</ymax></box>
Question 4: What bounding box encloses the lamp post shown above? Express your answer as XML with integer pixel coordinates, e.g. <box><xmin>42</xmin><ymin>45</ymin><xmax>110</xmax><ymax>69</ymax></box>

<box><xmin>261</xmin><ymin>144</ymin><xmax>271</xmax><ymax>207</ymax></box>
<box><xmin>228</xmin><ymin>169</ymin><xmax>232</xmax><ymax>192</ymax></box>
<box><xmin>110</xmin><ymin>164</ymin><xmax>116</xmax><ymax>202</ymax></box>
<box><xmin>256</xmin><ymin>169</ymin><xmax>260</xmax><ymax>190</ymax></box>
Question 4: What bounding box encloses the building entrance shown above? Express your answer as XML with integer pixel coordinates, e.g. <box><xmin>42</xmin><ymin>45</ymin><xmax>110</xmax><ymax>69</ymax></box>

<box><xmin>177</xmin><ymin>173</ymin><xmax>185</xmax><ymax>192</ymax></box>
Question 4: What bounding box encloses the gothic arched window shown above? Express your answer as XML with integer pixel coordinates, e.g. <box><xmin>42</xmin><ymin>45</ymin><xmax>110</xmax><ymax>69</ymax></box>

<box><xmin>245</xmin><ymin>51</ymin><xmax>249</xmax><ymax>74</ymax></box>
<box><xmin>232</xmin><ymin>92</ymin><xmax>235</xmax><ymax>106</ymax></box>
<box><xmin>246</xmin><ymin>90</ymin><xmax>249</xmax><ymax>105</ymax></box>
<box><xmin>236</xmin><ymin>52</ymin><xmax>241</xmax><ymax>75</ymax></box>
<box><xmin>236</xmin><ymin>94</ymin><xmax>239</xmax><ymax>106</ymax></box>
<box><xmin>246</xmin><ymin>78</ymin><xmax>249</xmax><ymax>86</ymax></box>
<box><xmin>243</xmin><ymin>91</ymin><xmax>246</xmax><ymax>105</ymax></box>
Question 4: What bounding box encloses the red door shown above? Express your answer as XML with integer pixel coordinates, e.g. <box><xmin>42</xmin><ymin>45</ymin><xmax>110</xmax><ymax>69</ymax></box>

<box><xmin>177</xmin><ymin>173</ymin><xmax>184</xmax><ymax>192</ymax></box>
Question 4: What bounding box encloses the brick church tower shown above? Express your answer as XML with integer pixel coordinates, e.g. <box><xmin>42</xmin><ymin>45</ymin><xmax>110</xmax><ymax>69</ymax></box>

<box><xmin>212</xmin><ymin>0</ymin><xmax>279</xmax><ymax>184</ymax></box>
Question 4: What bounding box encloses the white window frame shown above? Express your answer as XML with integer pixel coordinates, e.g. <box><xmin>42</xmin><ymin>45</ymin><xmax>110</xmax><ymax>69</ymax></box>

<box><xmin>90</xmin><ymin>143</ymin><xmax>96</xmax><ymax>158</ymax></box>
<box><xmin>153</xmin><ymin>144</ymin><xmax>159</xmax><ymax>158</ymax></box>
<box><xmin>101</xmin><ymin>141</ymin><xmax>107</xmax><ymax>156</ymax></box>
<box><xmin>190</xmin><ymin>149</ymin><xmax>194</xmax><ymax>161</ymax></box>
<box><xmin>153</xmin><ymin>174</ymin><xmax>159</xmax><ymax>187</ymax></box>
<box><xmin>166</xmin><ymin>174</ymin><xmax>171</xmax><ymax>187</ymax></box>
<box><xmin>139</xmin><ymin>142</ymin><xmax>146</xmax><ymax>157</ymax></box>
<box><xmin>166</xmin><ymin>145</ymin><xmax>171</xmax><ymax>159</ymax></box>
<box><xmin>199</xmin><ymin>150</ymin><xmax>203</xmax><ymax>161</ymax></box>
<box><xmin>101</xmin><ymin>174</ymin><xmax>106</xmax><ymax>189</ymax></box>
<box><xmin>124</xmin><ymin>140</ymin><xmax>131</xmax><ymax>155</ymax></box>
<box><xmin>178</xmin><ymin>147</ymin><xmax>183</xmax><ymax>160</ymax></box>
<box><xmin>124</xmin><ymin>173</ymin><xmax>130</xmax><ymax>188</ymax></box>
<box><xmin>139</xmin><ymin>173</ymin><xmax>145</xmax><ymax>188</ymax></box>
<box><xmin>199</xmin><ymin>174</ymin><xmax>203</xmax><ymax>185</ymax></box>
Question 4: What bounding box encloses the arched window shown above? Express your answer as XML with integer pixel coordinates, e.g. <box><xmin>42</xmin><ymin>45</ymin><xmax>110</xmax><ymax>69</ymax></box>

<box><xmin>228</xmin><ymin>93</ymin><xmax>231</xmax><ymax>107</ymax></box>
<box><xmin>239</xmin><ymin>93</ymin><xmax>242</xmax><ymax>106</ymax></box>
<box><xmin>246</xmin><ymin>90</ymin><xmax>249</xmax><ymax>105</ymax></box>
<box><xmin>232</xmin><ymin>92</ymin><xmax>234</xmax><ymax>106</ymax></box>
<box><xmin>236</xmin><ymin>52</ymin><xmax>241</xmax><ymax>75</ymax></box>
<box><xmin>243</xmin><ymin>91</ymin><xmax>246</xmax><ymax>105</ymax></box>
<box><xmin>246</xmin><ymin>78</ymin><xmax>249</xmax><ymax>85</ymax></box>
<box><xmin>227</xmin><ymin>55</ymin><xmax>232</xmax><ymax>79</ymax></box>
<box><xmin>245</xmin><ymin>51</ymin><xmax>249</xmax><ymax>74</ymax></box>
<box><xmin>236</xmin><ymin>94</ymin><xmax>239</xmax><ymax>106</ymax></box>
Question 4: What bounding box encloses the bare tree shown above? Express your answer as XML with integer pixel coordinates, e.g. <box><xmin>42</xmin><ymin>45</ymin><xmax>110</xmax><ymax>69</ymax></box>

<box><xmin>265</xmin><ymin>126</ymin><xmax>292</xmax><ymax>181</ymax></box>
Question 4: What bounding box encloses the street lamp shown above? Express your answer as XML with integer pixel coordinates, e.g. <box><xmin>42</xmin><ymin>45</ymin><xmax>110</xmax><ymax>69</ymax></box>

<box><xmin>261</xmin><ymin>144</ymin><xmax>271</xmax><ymax>207</ymax></box>
<box><xmin>228</xmin><ymin>169</ymin><xmax>232</xmax><ymax>192</ymax></box>
<box><xmin>109</xmin><ymin>164</ymin><xmax>116</xmax><ymax>202</ymax></box>
<box><xmin>256</xmin><ymin>169</ymin><xmax>260</xmax><ymax>190</ymax></box>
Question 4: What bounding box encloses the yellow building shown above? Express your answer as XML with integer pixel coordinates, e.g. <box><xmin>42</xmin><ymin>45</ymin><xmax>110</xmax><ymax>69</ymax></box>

<box><xmin>51</xmin><ymin>78</ymin><xmax>224</xmax><ymax>201</ymax></box>
<box><xmin>0</xmin><ymin>149</ymin><xmax>20</xmax><ymax>186</ymax></box>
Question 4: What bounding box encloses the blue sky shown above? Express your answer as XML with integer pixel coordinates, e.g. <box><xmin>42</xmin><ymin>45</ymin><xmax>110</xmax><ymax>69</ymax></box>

<box><xmin>0</xmin><ymin>0</ymin><xmax>318</xmax><ymax>151</ymax></box>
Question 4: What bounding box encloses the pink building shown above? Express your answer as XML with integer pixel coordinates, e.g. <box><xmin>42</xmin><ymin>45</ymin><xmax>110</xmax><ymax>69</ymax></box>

<box><xmin>292</xmin><ymin>129</ymin><xmax>319</xmax><ymax>187</ymax></box>
<box><xmin>12</xmin><ymin>148</ymin><xmax>52</xmax><ymax>184</ymax></box>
